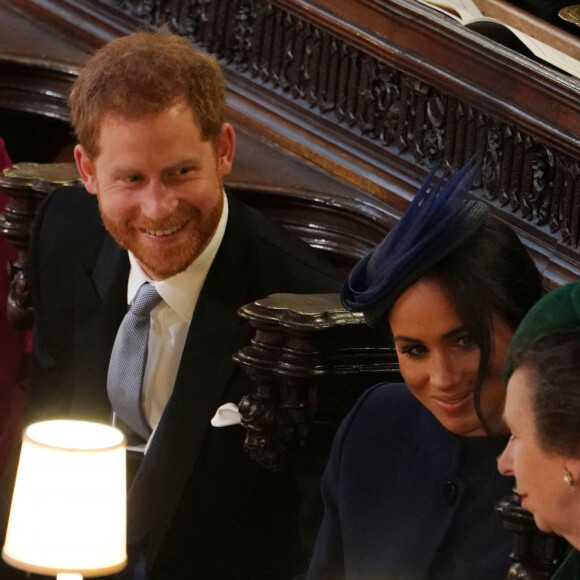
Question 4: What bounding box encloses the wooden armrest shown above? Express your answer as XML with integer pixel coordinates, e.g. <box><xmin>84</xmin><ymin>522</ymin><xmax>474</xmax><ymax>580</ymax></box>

<box><xmin>234</xmin><ymin>292</ymin><xmax>400</xmax><ymax>469</ymax></box>
<box><xmin>495</xmin><ymin>493</ymin><xmax>569</xmax><ymax>578</ymax></box>
<box><xmin>0</xmin><ymin>162</ymin><xmax>81</xmax><ymax>330</ymax></box>
<box><xmin>0</xmin><ymin>156</ymin><xmax>395</xmax><ymax>329</ymax></box>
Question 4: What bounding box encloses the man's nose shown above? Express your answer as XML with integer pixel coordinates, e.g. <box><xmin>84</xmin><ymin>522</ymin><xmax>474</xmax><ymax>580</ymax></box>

<box><xmin>140</xmin><ymin>180</ymin><xmax>178</xmax><ymax>220</ymax></box>
<box><xmin>497</xmin><ymin>440</ymin><xmax>514</xmax><ymax>476</ymax></box>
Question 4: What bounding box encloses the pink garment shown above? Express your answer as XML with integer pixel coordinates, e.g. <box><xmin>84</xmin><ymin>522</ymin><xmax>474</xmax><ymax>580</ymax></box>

<box><xmin>0</xmin><ymin>137</ymin><xmax>27</xmax><ymax>476</ymax></box>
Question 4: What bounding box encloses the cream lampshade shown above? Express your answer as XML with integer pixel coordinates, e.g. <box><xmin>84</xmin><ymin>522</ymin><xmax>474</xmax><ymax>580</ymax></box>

<box><xmin>2</xmin><ymin>420</ymin><xmax>127</xmax><ymax>578</ymax></box>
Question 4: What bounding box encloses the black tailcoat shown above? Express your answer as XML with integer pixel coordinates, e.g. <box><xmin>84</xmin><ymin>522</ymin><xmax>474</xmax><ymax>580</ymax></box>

<box><xmin>26</xmin><ymin>187</ymin><xmax>342</xmax><ymax>579</ymax></box>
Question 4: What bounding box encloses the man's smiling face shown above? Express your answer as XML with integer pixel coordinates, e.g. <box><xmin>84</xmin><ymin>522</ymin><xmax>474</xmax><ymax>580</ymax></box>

<box><xmin>75</xmin><ymin>100</ymin><xmax>234</xmax><ymax>280</ymax></box>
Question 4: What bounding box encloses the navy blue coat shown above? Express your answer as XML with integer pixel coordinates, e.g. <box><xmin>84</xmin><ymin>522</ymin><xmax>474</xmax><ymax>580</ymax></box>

<box><xmin>306</xmin><ymin>383</ymin><xmax>513</xmax><ymax>580</ymax></box>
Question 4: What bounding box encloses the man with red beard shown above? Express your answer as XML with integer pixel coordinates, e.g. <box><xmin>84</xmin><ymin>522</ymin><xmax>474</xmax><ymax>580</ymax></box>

<box><xmin>24</xmin><ymin>32</ymin><xmax>341</xmax><ymax>580</ymax></box>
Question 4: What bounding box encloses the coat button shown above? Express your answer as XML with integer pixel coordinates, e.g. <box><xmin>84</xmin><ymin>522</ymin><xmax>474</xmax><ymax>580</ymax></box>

<box><xmin>442</xmin><ymin>481</ymin><xmax>459</xmax><ymax>505</ymax></box>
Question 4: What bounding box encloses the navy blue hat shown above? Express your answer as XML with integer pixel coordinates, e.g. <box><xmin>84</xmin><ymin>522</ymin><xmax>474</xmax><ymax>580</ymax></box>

<box><xmin>341</xmin><ymin>159</ymin><xmax>488</xmax><ymax>326</ymax></box>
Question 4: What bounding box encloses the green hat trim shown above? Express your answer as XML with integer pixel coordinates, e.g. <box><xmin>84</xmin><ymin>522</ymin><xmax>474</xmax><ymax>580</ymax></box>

<box><xmin>503</xmin><ymin>282</ymin><xmax>580</xmax><ymax>385</ymax></box>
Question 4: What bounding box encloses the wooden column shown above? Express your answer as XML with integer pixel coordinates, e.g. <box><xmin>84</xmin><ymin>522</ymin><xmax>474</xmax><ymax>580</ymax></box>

<box><xmin>234</xmin><ymin>292</ymin><xmax>399</xmax><ymax>468</ymax></box>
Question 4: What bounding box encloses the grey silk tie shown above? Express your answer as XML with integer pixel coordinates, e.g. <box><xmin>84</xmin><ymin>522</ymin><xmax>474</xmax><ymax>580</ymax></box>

<box><xmin>107</xmin><ymin>282</ymin><xmax>162</xmax><ymax>440</ymax></box>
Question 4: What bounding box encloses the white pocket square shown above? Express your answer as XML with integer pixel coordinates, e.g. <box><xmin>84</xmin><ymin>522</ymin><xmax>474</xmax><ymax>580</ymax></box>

<box><xmin>211</xmin><ymin>402</ymin><xmax>242</xmax><ymax>427</ymax></box>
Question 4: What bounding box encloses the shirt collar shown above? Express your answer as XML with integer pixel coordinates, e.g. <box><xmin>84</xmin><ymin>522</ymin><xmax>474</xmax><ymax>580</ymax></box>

<box><xmin>127</xmin><ymin>192</ymin><xmax>229</xmax><ymax>323</ymax></box>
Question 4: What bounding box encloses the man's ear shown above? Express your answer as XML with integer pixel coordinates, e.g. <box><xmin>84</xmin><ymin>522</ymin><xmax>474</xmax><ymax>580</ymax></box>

<box><xmin>216</xmin><ymin>123</ymin><xmax>235</xmax><ymax>179</ymax></box>
<box><xmin>74</xmin><ymin>144</ymin><xmax>98</xmax><ymax>194</ymax></box>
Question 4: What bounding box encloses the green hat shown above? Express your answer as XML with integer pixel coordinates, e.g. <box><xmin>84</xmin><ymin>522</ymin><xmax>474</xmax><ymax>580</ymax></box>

<box><xmin>503</xmin><ymin>282</ymin><xmax>580</xmax><ymax>384</ymax></box>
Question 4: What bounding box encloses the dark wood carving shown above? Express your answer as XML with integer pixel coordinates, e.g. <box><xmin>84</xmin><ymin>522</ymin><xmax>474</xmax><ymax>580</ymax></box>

<box><xmin>22</xmin><ymin>0</ymin><xmax>575</xmax><ymax>282</ymax></box>
<box><xmin>0</xmin><ymin>163</ymin><xmax>82</xmax><ymax>329</ymax></box>
<box><xmin>2</xmin><ymin>0</ymin><xmax>580</xmax><ymax>283</ymax></box>
<box><xmin>234</xmin><ymin>293</ymin><xmax>399</xmax><ymax>469</ymax></box>
<box><xmin>0</xmin><ymin>160</ymin><xmax>396</xmax><ymax>326</ymax></box>
<box><xmin>231</xmin><ymin>185</ymin><xmax>397</xmax><ymax>270</ymax></box>
<box><xmin>0</xmin><ymin>56</ymin><xmax>78</xmax><ymax>122</ymax></box>
<box><xmin>495</xmin><ymin>493</ymin><xmax>569</xmax><ymax>579</ymax></box>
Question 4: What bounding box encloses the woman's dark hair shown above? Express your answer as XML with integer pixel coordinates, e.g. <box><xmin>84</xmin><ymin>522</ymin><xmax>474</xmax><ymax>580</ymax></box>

<box><xmin>512</xmin><ymin>327</ymin><xmax>580</xmax><ymax>458</ymax></box>
<box><xmin>387</xmin><ymin>213</ymin><xmax>543</xmax><ymax>434</ymax></box>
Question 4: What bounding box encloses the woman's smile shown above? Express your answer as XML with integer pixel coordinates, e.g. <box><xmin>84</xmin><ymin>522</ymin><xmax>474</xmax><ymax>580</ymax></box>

<box><xmin>431</xmin><ymin>390</ymin><xmax>475</xmax><ymax>413</ymax></box>
<box><xmin>389</xmin><ymin>277</ymin><xmax>511</xmax><ymax>436</ymax></box>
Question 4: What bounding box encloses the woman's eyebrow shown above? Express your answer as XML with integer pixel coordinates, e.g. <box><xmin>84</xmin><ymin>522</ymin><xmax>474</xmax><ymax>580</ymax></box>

<box><xmin>443</xmin><ymin>326</ymin><xmax>467</xmax><ymax>340</ymax></box>
<box><xmin>393</xmin><ymin>326</ymin><xmax>465</xmax><ymax>343</ymax></box>
<box><xmin>392</xmin><ymin>334</ymin><xmax>422</xmax><ymax>343</ymax></box>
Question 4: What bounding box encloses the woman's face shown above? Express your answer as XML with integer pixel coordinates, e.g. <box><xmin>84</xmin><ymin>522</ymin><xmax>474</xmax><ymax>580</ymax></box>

<box><xmin>498</xmin><ymin>366</ymin><xmax>580</xmax><ymax>542</ymax></box>
<box><xmin>388</xmin><ymin>278</ymin><xmax>511</xmax><ymax>436</ymax></box>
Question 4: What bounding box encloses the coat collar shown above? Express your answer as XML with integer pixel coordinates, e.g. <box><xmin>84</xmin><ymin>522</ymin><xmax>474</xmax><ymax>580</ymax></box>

<box><xmin>91</xmin><ymin>235</ymin><xmax>130</xmax><ymax>303</ymax></box>
<box><xmin>71</xmin><ymin>234</ymin><xmax>129</xmax><ymax>420</ymax></box>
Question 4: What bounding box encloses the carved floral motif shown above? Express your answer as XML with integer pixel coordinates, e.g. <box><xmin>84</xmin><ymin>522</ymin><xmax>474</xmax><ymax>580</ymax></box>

<box><xmin>95</xmin><ymin>0</ymin><xmax>580</xmax><ymax>251</ymax></box>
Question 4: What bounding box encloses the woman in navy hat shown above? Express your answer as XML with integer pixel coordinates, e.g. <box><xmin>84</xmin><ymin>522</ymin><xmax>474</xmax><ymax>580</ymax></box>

<box><xmin>499</xmin><ymin>282</ymin><xmax>580</xmax><ymax>580</ymax></box>
<box><xmin>306</xmin><ymin>160</ymin><xmax>544</xmax><ymax>579</ymax></box>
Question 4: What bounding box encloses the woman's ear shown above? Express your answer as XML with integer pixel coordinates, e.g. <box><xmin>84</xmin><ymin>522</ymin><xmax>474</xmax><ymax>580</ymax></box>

<box><xmin>74</xmin><ymin>144</ymin><xmax>98</xmax><ymax>194</ymax></box>
<box><xmin>566</xmin><ymin>458</ymin><xmax>580</xmax><ymax>488</ymax></box>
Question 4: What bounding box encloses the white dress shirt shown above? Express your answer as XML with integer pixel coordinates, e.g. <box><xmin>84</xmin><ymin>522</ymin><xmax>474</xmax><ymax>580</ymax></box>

<box><xmin>125</xmin><ymin>193</ymin><xmax>229</xmax><ymax>434</ymax></box>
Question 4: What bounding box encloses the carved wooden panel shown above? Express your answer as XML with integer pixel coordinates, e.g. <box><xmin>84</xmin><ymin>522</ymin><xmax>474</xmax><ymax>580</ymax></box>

<box><xmin>86</xmin><ymin>0</ymin><xmax>580</xmax><ymax>269</ymax></box>
<box><xmin>2</xmin><ymin>0</ymin><xmax>580</xmax><ymax>281</ymax></box>
<box><xmin>234</xmin><ymin>292</ymin><xmax>400</xmax><ymax>468</ymax></box>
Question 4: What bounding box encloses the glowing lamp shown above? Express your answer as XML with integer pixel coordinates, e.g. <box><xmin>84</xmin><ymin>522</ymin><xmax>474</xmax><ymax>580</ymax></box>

<box><xmin>2</xmin><ymin>420</ymin><xmax>127</xmax><ymax>579</ymax></box>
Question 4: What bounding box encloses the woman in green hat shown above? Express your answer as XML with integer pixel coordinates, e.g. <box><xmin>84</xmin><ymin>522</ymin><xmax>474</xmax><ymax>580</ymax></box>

<box><xmin>499</xmin><ymin>282</ymin><xmax>580</xmax><ymax>579</ymax></box>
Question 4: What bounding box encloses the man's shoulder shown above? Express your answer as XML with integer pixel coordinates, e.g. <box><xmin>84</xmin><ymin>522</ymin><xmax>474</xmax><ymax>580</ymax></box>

<box><xmin>40</xmin><ymin>185</ymin><xmax>99</xmax><ymax>219</ymax></box>
<box><xmin>31</xmin><ymin>185</ymin><xmax>109</xmax><ymax>280</ymax></box>
<box><xmin>35</xmin><ymin>185</ymin><xmax>104</xmax><ymax>241</ymax></box>
<box><xmin>227</xmin><ymin>193</ymin><xmax>342</xmax><ymax>284</ymax></box>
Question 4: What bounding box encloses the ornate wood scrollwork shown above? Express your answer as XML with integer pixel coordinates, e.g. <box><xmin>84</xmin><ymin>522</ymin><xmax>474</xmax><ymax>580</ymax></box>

<box><xmin>234</xmin><ymin>292</ymin><xmax>400</xmax><ymax>469</ymax></box>
<box><xmin>495</xmin><ymin>493</ymin><xmax>569</xmax><ymax>579</ymax></box>
<box><xmin>88</xmin><ymin>0</ymin><xmax>580</xmax><ymax>257</ymax></box>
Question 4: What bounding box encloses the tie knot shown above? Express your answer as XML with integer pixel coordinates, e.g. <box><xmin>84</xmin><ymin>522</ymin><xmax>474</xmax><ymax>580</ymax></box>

<box><xmin>131</xmin><ymin>283</ymin><xmax>162</xmax><ymax>317</ymax></box>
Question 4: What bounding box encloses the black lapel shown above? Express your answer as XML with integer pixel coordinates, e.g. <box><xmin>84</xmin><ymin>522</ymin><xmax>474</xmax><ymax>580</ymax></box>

<box><xmin>127</xmin><ymin>197</ymin><xmax>254</xmax><ymax>557</ymax></box>
<box><xmin>72</xmin><ymin>234</ymin><xmax>129</xmax><ymax>419</ymax></box>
